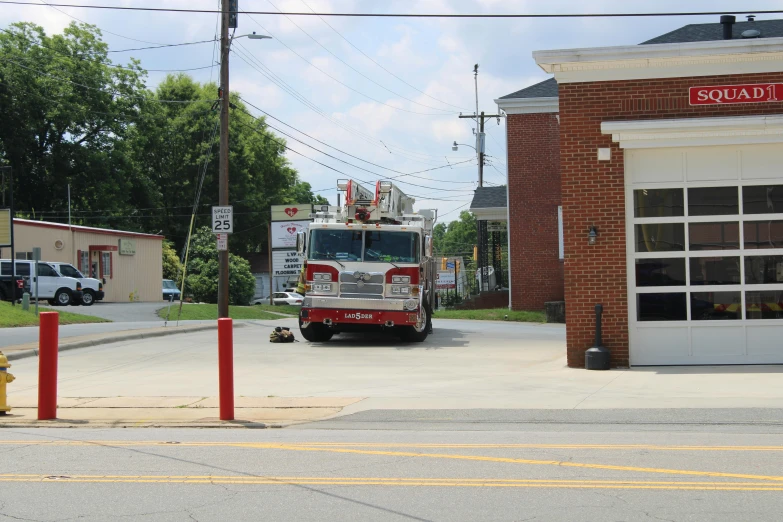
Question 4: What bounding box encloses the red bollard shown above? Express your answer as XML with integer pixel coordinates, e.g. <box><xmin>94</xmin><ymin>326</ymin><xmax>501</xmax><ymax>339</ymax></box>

<box><xmin>38</xmin><ymin>312</ymin><xmax>59</xmax><ymax>420</ymax></box>
<box><xmin>217</xmin><ymin>318</ymin><xmax>234</xmax><ymax>421</ymax></box>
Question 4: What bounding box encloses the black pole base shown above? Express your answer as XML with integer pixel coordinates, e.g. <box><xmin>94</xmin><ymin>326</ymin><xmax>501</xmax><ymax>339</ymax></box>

<box><xmin>585</xmin><ymin>346</ymin><xmax>611</xmax><ymax>371</ymax></box>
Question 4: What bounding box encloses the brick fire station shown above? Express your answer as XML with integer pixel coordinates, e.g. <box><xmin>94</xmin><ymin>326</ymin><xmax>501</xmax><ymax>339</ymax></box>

<box><xmin>497</xmin><ymin>16</ymin><xmax>783</xmax><ymax>367</ymax></box>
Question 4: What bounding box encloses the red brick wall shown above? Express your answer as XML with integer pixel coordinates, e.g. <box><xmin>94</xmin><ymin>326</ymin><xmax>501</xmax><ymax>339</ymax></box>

<box><xmin>507</xmin><ymin>112</ymin><xmax>564</xmax><ymax>311</ymax></box>
<box><xmin>559</xmin><ymin>71</ymin><xmax>783</xmax><ymax>368</ymax></box>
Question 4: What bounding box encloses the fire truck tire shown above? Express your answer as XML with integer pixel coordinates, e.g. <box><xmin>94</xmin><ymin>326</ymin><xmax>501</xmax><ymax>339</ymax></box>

<box><xmin>399</xmin><ymin>304</ymin><xmax>431</xmax><ymax>342</ymax></box>
<box><xmin>299</xmin><ymin>318</ymin><xmax>334</xmax><ymax>342</ymax></box>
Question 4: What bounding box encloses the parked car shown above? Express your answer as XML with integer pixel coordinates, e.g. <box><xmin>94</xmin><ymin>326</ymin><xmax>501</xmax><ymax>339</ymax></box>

<box><xmin>272</xmin><ymin>292</ymin><xmax>304</xmax><ymax>306</ymax></box>
<box><xmin>0</xmin><ymin>260</ymin><xmax>82</xmax><ymax>306</ymax></box>
<box><xmin>48</xmin><ymin>262</ymin><xmax>104</xmax><ymax>306</ymax></box>
<box><xmin>0</xmin><ymin>270</ymin><xmax>29</xmax><ymax>302</ymax></box>
<box><xmin>162</xmin><ymin>279</ymin><xmax>181</xmax><ymax>301</ymax></box>
<box><xmin>251</xmin><ymin>296</ymin><xmax>270</xmax><ymax>305</ymax></box>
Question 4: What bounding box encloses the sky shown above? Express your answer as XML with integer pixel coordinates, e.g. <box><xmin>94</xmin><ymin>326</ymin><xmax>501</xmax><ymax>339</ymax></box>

<box><xmin>2</xmin><ymin>0</ymin><xmax>781</xmax><ymax>225</ymax></box>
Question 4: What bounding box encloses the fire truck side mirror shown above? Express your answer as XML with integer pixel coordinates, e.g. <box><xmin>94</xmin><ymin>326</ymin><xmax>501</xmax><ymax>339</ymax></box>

<box><xmin>296</xmin><ymin>231</ymin><xmax>307</xmax><ymax>255</ymax></box>
<box><xmin>424</xmin><ymin>235</ymin><xmax>433</xmax><ymax>257</ymax></box>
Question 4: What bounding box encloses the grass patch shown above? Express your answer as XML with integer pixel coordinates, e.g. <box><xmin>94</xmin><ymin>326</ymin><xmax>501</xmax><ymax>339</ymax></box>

<box><xmin>433</xmin><ymin>308</ymin><xmax>546</xmax><ymax>323</ymax></box>
<box><xmin>157</xmin><ymin>303</ymin><xmax>289</xmax><ymax>321</ymax></box>
<box><xmin>0</xmin><ymin>300</ymin><xmax>111</xmax><ymax>328</ymax></box>
<box><xmin>247</xmin><ymin>303</ymin><xmax>300</xmax><ymax>316</ymax></box>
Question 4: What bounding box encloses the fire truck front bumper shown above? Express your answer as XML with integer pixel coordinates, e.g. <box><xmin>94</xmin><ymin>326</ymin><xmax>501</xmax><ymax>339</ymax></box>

<box><xmin>301</xmin><ymin>296</ymin><xmax>420</xmax><ymax>326</ymax></box>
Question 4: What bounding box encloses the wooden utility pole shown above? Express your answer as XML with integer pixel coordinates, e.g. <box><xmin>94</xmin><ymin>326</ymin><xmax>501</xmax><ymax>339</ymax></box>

<box><xmin>217</xmin><ymin>0</ymin><xmax>230</xmax><ymax>318</ymax></box>
<box><xmin>458</xmin><ymin>112</ymin><xmax>501</xmax><ymax>188</ymax></box>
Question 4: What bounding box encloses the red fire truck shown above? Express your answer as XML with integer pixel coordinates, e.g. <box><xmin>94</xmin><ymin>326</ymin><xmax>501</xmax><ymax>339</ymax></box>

<box><xmin>296</xmin><ymin>179</ymin><xmax>438</xmax><ymax>342</ymax></box>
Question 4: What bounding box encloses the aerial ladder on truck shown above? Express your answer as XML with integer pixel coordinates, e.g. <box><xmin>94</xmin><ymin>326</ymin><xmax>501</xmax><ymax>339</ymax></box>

<box><xmin>297</xmin><ymin>179</ymin><xmax>438</xmax><ymax>342</ymax></box>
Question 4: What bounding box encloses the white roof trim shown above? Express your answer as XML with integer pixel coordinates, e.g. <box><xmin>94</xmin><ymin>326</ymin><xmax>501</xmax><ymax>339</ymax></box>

<box><xmin>534</xmin><ymin>37</ymin><xmax>783</xmax><ymax>83</ymax></box>
<box><xmin>495</xmin><ymin>96</ymin><xmax>559</xmax><ymax>115</ymax></box>
<box><xmin>602</xmin><ymin>115</ymin><xmax>783</xmax><ymax>149</ymax></box>
<box><xmin>470</xmin><ymin>207</ymin><xmax>507</xmax><ymax>221</ymax></box>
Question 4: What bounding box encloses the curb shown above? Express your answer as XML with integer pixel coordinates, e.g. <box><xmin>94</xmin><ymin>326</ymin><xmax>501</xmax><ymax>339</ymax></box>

<box><xmin>4</xmin><ymin>323</ymin><xmax>244</xmax><ymax>362</ymax></box>
<box><xmin>0</xmin><ymin>420</ymin><xmax>280</xmax><ymax>429</ymax></box>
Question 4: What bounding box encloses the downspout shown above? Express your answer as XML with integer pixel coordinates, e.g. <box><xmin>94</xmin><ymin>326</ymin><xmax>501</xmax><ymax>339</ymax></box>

<box><xmin>502</xmin><ymin>106</ymin><xmax>512</xmax><ymax>310</ymax></box>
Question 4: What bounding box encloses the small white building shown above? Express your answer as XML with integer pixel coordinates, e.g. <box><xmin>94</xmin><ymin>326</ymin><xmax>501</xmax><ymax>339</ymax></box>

<box><xmin>1</xmin><ymin>219</ymin><xmax>163</xmax><ymax>303</ymax></box>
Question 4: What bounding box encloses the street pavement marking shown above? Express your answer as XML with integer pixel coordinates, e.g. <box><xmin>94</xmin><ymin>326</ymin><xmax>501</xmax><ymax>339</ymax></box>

<box><xmin>1</xmin><ymin>474</ymin><xmax>783</xmax><ymax>490</ymax></box>
<box><xmin>4</xmin><ymin>440</ymin><xmax>783</xmax><ymax>483</ymax></box>
<box><xmin>254</xmin><ymin>444</ymin><xmax>783</xmax><ymax>483</ymax></box>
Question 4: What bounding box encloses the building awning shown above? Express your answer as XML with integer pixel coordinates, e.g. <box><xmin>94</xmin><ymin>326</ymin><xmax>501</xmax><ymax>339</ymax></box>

<box><xmin>470</xmin><ymin>186</ymin><xmax>507</xmax><ymax>221</ymax></box>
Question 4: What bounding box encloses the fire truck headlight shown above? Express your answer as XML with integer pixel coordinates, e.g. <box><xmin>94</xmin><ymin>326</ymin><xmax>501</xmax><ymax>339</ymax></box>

<box><xmin>391</xmin><ymin>275</ymin><xmax>410</xmax><ymax>284</ymax></box>
<box><xmin>391</xmin><ymin>285</ymin><xmax>411</xmax><ymax>295</ymax></box>
<box><xmin>404</xmin><ymin>299</ymin><xmax>418</xmax><ymax>311</ymax></box>
<box><xmin>313</xmin><ymin>273</ymin><xmax>332</xmax><ymax>281</ymax></box>
<box><xmin>312</xmin><ymin>283</ymin><xmax>333</xmax><ymax>292</ymax></box>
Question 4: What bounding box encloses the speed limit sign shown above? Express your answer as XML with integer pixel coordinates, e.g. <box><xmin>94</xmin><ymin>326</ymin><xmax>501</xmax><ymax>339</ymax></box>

<box><xmin>212</xmin><ymin>206</ymin><xmax>233</xmax><ymax>234</ymax></box>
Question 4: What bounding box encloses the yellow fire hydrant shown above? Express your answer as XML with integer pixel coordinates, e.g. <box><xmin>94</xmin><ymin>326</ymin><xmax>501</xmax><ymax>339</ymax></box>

<box><xmin>0</xmin><ymin>351</ymin><xmax>15</xmax><ymax>415</ymax></box>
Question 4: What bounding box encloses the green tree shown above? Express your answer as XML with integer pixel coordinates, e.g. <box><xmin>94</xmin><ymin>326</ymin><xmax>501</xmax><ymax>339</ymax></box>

<box><xmin>0</xmin><ymin>22</ymin><xmax>147</xmax><ymax>221</ymax></box>
<box><xmin>185</xmin><ymin>226</ymin><xmax>255</xmax><ymax>305</ymax></box>
<box><xmin>128</xmin><ymin>74</ymin><xmax>321</xmax><ymax>253</ymax></box>
<box><xmin>161</xmin><ymin>240</ymin><xmax>183</xmax><ymax>284</ymax></box>
<box><xmin>434</xmin><ymin>211</ymin><xmax>477</xmax><ymax>259</ymax></box>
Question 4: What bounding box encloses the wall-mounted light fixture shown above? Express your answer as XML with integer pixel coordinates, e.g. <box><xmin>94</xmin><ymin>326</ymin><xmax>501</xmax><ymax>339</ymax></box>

<box><xmin>588</xmin><ymin>226</ymin><xmax>598</xmax><ymax>246</ymax></box>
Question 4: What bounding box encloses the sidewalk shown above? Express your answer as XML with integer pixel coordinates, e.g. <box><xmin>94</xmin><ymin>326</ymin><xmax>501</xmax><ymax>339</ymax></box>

<box><xmin>0</xmin><ymin>396</ymin><xmax>363</xmax><ymax>428</ymax></box>
<box><xmin>2</xmin><ymin>323</ymin><xmax>229</xmax><ymax>361</ymax></box>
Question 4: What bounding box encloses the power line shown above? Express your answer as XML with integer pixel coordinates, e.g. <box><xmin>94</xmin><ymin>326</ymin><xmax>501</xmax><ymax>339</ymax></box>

<box><xmin>0</xmin><ymin>3</ymin><xmax>778</xmax><ymax>18</ymax></box>
<box><xmin>438</xmin><ymin>202</ymin><xmax>471</xmax><ymax>218</ymax></box>
<box><xmin>35</xmin><ymin>0</ymin><xmax>166</xmax><ymax>45</ymax></box>
<box><xmin>299</xmin><ymin>0</ymin><xmax>469</xmax><ymax>112</ymax></box>
<box><xmin>232</xmin><ymin>45</ymin><xmax>473</xmax><ymax>166</ymax></box>
<box><xmin>0</xmin><ymin>29</ymin><xmax>213</xmax><ymax>72</ymax></box>
<box><xmin>234</xmin><ymin>109</ymin><xmax>475</xmax><ymax>193</ymax></box>
<box><xmin>236</xmin><ymin>96</ymin><xmax>478</xmax><ymax>184</ymax></box>
<box><xmin>239</xmin><ymin>9</ymin><xmax>454</xmax><ymax>116</ymax></box>
<box><xmin>104</xmin><ymin>39</ymin><xmax>217</xmax><ymax>54</ymax></box>
<box><xmin>264</xmin><ymin>0</ymin><xmax>457</xmax><ymax>114</ymax></box>
<box><xmin>1</xmin><ymin>58</ymin><xmax>215</xmax><ymax>104</ymax></box>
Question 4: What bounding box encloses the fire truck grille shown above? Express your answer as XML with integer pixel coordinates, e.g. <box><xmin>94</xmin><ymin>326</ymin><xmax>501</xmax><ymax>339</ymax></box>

<box><xmin>339</xmin><ymin>272</ymin><xmax>385</xmax><ymax>298</ymax></box>
<box><xmin>339</xmin><ymin>283</ymin><xmax>384</xmax><ymax>295</ymax></box>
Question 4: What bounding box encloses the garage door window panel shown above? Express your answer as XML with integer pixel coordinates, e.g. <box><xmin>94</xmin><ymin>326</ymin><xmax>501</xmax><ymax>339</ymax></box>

<box><xmin>691</xmin><ymin>291</ymin><xmax>742</xmax><ymax>321</ymax></box>
<box><xmin>743</xmin><ymin>185</ymin><xmax>783</xmax><ymax>215</ymax></box>
<box><xmin>744</xmin><ymin>220</ymin><xmax>783</xmax><ymax>249</ymax></box>
<box><xmin>744</xmin><ymin>255</ymin><xmax>783</xmax><ymax>285</ymax></box>
<box><xmin>634</xmin><ymin>223</ymin><xmax>685</xmax><ymax>252</ymax></box>
<box><xmin>688</xmin><ymin>222</ymin><xmax>740</xmax><ymax>251</ymax></box>
<box><xmin>746</xmin><ymin>290</ymin><xmax>783</xmax><ymax>319</ymax></box>
<box><xmin>635</xmin><ymin>258</ymin><xmax>686</xmax><ymax>287</ymax></box>
<box><xmin>637</xmin><ymin>293</ymin><xmax>687</xmax><ymax>321</ymax></box>
<box><xmin>690</xmin><ymin>257</ymin><xmax>741</xmax><ymax>285</ymax></box>
<box><xmin>688</xmin><ymin>187</ymin><xmax>739</xmax><ymax>216</ymax></box>
<box><xmin>634</xmin><ymin>188</ymin><xmax>684</xmax><ymax>218</ymax></box>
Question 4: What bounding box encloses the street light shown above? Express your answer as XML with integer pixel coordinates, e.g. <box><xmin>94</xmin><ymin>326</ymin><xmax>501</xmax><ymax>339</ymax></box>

<box><xmin>217</xmin><ymin>10</ymin><xmax>271</xmax><ymax>318</ymax></box>
<box><xmin>452</xmin><ymin>141</ymin><xmax>477</xmax><ymax>152</ymax></box>
<box><xmin>233</xmin><ymin>32</ymin><xmax>272</xmax><ymax>42</ymax></box>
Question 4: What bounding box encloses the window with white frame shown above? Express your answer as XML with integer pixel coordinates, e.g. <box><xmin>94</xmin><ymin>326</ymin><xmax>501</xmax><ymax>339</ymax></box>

<box><xmin>632</xmin><ymin>184</ymin><xmax>783</xmax><ymax>322</ymax></box>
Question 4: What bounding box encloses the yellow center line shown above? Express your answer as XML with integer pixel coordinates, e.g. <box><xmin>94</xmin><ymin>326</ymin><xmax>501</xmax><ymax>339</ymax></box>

<box><xmin>0</xmin><ymin>474</ymin><xmax>782</xmax><ymax>491</ymax></box>
<box><xmin>256</xmin><ymin>444</ymin><xmax>783</xmax><ymax>483</ymax></box>
<box><xmin>3</xmin><ymin>440</ymin><xmax>782</xmax><ymax>483</ymax></box>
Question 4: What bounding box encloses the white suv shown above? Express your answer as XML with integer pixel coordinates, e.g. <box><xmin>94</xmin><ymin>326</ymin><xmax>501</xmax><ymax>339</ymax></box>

<box><xmin>48</xmin><ymin>262</ymin><xmax>104</xmax><ymax>306</ymax></box>
<box><xmin>0</xmin><ymin>260</ymin><xmax>83</xmax><ymax>306</ymax></box>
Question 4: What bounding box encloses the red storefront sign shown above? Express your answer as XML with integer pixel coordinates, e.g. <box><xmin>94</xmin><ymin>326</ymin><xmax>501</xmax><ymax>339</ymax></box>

<box><xmin>689</xmin><ymin>83</ymin><xmax>783</xmax><ymax>105</ymax></box>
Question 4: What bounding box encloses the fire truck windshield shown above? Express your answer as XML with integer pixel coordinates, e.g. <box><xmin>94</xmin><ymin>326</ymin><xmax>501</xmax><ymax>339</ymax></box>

<box><xmin>309</xmin><ymin>230</ymin><xmax>420</xmax><ymax>263</ymax></box>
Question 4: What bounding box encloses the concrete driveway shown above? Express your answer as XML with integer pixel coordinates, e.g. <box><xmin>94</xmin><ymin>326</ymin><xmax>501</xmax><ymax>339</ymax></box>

<box><xmin>7</xmin><ymin>318</ymin><xmax>783</xmax><ymax>412</ymax></box>
<box><xmin>45</xmin><ymin>301</ymin><xmax>169</xmax><ymax>322</ymax></box>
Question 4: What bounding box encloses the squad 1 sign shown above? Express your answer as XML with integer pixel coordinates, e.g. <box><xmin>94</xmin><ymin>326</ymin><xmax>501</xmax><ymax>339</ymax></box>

<box><xmin>689</xmin><ymin>83</ymin><xmax>783</xmax><ymax>105</ymax></box>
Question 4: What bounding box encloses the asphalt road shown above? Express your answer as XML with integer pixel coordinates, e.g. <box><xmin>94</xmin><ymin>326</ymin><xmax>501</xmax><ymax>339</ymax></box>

<box><xmin>1</xmin><ymin>416</ymin><xmax>783</xmax><ymax>521</ymax></box>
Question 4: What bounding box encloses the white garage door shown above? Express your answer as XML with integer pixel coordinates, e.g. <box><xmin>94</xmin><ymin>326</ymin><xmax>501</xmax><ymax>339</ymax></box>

<box><xmin>626</xmin><ymin>144</ymin><xmax>783</xmax><ymax>365</ymax></box>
